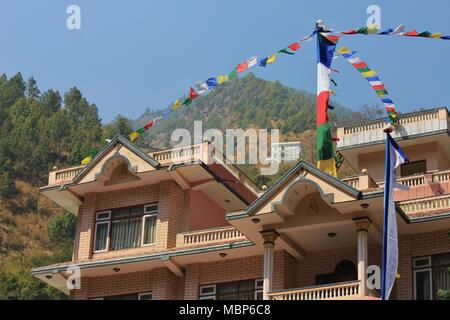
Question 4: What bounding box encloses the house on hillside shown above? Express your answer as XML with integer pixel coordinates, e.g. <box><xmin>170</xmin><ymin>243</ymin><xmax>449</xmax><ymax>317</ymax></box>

<box><xmin>32</xmin><ymin>107</ymin><xmax>450</xmax><ymax>300</ymax></box>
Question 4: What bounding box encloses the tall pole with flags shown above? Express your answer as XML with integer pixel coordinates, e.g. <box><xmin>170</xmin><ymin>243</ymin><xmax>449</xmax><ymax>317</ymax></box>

<box><xmin>381</xmin><ymin>129</ymin><xmax>409</xmax><ymax>300</ymax></box>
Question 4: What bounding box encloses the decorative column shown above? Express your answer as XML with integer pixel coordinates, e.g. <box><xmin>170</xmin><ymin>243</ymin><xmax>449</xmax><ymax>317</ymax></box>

<box><xmin>260</xmin><ymin>230</ymin><xmax>279</xmax><ymax>300</ymax></box>
<box><xmin>354</xmin><ymin>218</ymin><xmax>370</xmax><ymax>297</ymax></box>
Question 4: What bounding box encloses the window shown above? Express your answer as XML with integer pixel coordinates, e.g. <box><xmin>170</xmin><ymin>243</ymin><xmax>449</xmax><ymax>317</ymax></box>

<box><xmin>413</xmin><ymin>254</ymin><xmax>450</xmax><ymax>300</ymax></box>
<box><xmin>93</xmin><ymin>204</ymin><xmax>158</xmax><ymax>252</ymax></box>
<box><xmin>97</xmin><ymin>292</ymin><xmax>152</xmax><ymax>300</ymax></box>
<box><xmin>142</xmin><ymin>204</ymin><xmax>158</xmax><ymax>246</ymax></box>
<box><xmin>93</xmin><ymin>211</ymin><xmax>110</xmax><ymax>252</ymax></box>
<box><xmin>199</xmin><ymin>279</ymin><xmax>264</xmax><ymax>300</ymax></box>
<box><xmin>401</xmin><ymin>160</ymin><xmax>426</xmax><ymax>177</ymax></box>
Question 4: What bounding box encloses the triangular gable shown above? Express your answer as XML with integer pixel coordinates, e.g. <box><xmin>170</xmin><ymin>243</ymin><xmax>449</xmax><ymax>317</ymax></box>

<box><xmin>72</xmin><ymin>135</ymin><xmax>160</xmax><ymax>185</ymax></box>
<box><xmin>247</xmin><ymin>161</ymin><xmax>361</xmax><ymax>216</ymax></box>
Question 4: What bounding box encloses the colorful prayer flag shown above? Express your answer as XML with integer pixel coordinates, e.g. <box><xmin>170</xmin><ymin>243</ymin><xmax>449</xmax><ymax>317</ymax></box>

<box><xmin>205</xmin><ymin>77</ymin><xmax>218</xmax><ymax>89</ymax></box>
<box><xmin>129</xmin><ymin>131</ymin><xmax>139</xmax><ymax>142</ymax></box>
<box><xmin>173</xmin><ymin>100</ymin><xmax>181</xmax><ymax>110</ymax></box>
<box><xmin>237</xmin><ymin>61</ymin><xmax>249</xmax><ymax>73</ymax></box>
<box><xmin>217</xmin><ymin>75</ymin><xmax>228</xmax><ymax>84</ymax></box>
<box><xmin>228</xmin><ymin>69</ymin><xmax>238</xmax><ymax>79</ymax></box>
<box><xmin>267</xmin><ymin>54</ymin><xmax>277</xmax><ymax>64</ymax></box>
<box><xmin>278</xmin><ymin>48</ymin><xmax>295</xmax><ymax>55</ymax></box>
<box><xmin>317</xmin><ymin>33</ymin><xmax>338</xmax><ymax>177</ymax></box>
<box><xmin>259</xmin><ymin>57</ymin><xmax>268</xmax><ymax>67</ymax></box>
<box><xmin>189</xmin><ymin>87</ymin><xmax>199</xmax><ymax>100</ymax></box>
<box><xmin>288</xmin><ymin>42</ymin><xmax>301</xmax><ymax>51</ymax></box>
<box><xmin>193</xmin><ymin>81</ymin><xmax>209</xmax><ymax>94</ymax></box>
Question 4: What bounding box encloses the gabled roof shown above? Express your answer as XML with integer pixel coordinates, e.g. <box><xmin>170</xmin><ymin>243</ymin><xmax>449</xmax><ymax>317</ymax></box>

<box><xmin>228</xmin><ymin>161</ymin><xmax>364</xmax><ymax>220</ymax></box>
<box><xmin>71</xmin><ymin>134</ymin><xmax>160</xmax><ymax>184</ymax></box>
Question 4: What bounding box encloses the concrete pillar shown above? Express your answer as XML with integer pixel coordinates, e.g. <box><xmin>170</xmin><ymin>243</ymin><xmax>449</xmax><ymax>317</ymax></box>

<box><xmin>354</xmin><ymin>218</ymin><xmax>370</xmax><ymax>297</ymax></box>
<box><xmin>260</xmin><ymin>230</ymin><xmax>279</xmax><ymax>300</ymax></box>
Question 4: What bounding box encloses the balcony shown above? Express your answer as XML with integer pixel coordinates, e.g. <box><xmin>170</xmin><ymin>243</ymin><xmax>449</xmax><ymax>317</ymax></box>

<box><xmin>149</xmin><ymin>142</ymin><xmax>210</xmax><ymax>165</ymax></box>
<box><xmin>48</xmin><ymin>165</ymin><xmax>84</xmax><ymax>185</ymax></box>
<box><xmin>267</xmin><ymin>281</ymin><xmax>373</xmax><ymax>300</ymax></box>
<box><xmin>337</xmin><ymin>108</ymin><xmax>449</xmax><ymax>150</ymax></box>
<box><xmin>176</xmin><ymin>226</ymin><xmax>247</xmax><ymax>248</ymax></box>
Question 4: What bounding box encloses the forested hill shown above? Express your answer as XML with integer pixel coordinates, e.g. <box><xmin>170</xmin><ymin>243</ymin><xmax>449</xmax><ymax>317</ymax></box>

<box><xmin>133</xmin><ymin>73</ymin><xmax>356</xmax><ymax>149</ymax></box>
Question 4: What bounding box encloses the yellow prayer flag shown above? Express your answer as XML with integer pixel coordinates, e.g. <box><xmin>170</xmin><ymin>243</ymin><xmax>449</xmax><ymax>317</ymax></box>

<box><xmin>362</xmin><ymin>69</ymin><xmax>376</xmax><ymax>78</ymax></box>
<box><xmin>217</xmin><ymin>75</ymin><xmax>228</xmax><ymax>84</ymax></box>
<box><xmin>367</xmin><ymin>24</ymin><xmax>379</xmax><ymax>34</ymax></box>
<box><xmin>173</xmin><ymin>100</ymin><xmax>181</xmax><ymax>110</ymax></box>
<box><xmin>129</xmin><ymin>131</ymin><xmax>139</xmax><ymax>142</ymax></box>
<box><xmin>81</xmin><ymin>156</ymin><xmax>93</xmax><ymax>166</ymax></box>
<box><xmin>431</xmin><ymin>33</ymin><xmax>443</xmax><ymax>38</ymax></box>
<box><xmin>337</xmin><ymin>46</ymin><xmax>350</xmax><ymax>54</ymax></box>
<box><xmin>317</xmin><ymin>158</ymin><xmax>337</xmax><ymax>177</ymax></box>
<box><xmin>330</xmin><ymin>89</ymin><xmax>337</xmax><ymax>96</ymax></box>
<box><xmin>267</xmin><ymin>54</ymin><xmax>277</xmax><ymax>64</ymax></box>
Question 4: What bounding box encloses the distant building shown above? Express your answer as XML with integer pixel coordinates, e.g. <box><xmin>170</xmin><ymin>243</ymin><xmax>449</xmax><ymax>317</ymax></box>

<box><xmin>270</xmin><ymin>141</ymin><xmax>302</xmax><ymax>163</ymax></box>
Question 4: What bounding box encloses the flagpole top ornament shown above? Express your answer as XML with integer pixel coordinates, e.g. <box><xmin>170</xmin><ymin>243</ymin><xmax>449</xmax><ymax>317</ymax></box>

<box><xmin>383</xmin><ymin>123</ymin><xmax>395</xmax><ymax>133</ymax></box>
<box><xmin>316</xmin><ymin>19</ymin><xmax>331</xmax><ymax>33</ymax></box>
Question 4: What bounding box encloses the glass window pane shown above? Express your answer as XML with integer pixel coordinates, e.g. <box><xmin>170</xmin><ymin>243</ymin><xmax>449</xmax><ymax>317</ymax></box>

<box><xmin>130</xmin><ymin>206</ymin><xmax>143</xmax><ymax>217</ymax></box>
<box><xmin>94</xmin><ymin>223</ymin><xmax>108</xmax><ymax>251</ymax></box>
<box><xmin>433</xmin><ymin>254</ymin><xmax>450</xmax><ymax>300</ymax></box>
<box><xmin>143</xmin><ymin>216</ymin><xmax>157</xmax><ymax>245</ymax></box>
<box><xmin>415</xmin><ymin>270</ymin><xmax>431</xmax><ymax>300</ymax></box>
<box><xmin>110</xmin><ymin>218</ymin><xmax>142</xmax><ymax>250</ymax></box>
<box><xmin>112</xmin><ymin>208</ymin><xmax>130</xmax><ymax>219</ymax></box>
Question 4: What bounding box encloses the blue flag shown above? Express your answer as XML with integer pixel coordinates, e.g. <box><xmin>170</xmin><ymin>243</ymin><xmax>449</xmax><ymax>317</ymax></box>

<box><xmin>381</xmin><ymin>133</ymin><xmax>409</xmax><ymax>300</ymax></box>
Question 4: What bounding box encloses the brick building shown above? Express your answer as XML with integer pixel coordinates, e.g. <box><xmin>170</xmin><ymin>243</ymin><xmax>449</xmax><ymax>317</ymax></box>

<box><xmin>32</xmin><ymin>107</ymin><xmax>450</xmax><ymax>300</ymax></box>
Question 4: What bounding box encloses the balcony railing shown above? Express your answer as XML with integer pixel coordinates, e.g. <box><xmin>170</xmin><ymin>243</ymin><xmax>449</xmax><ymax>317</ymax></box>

<box><xmin>176</xmin><ymin>226</ymin><xmax>247</xmax><ymax>248</ymax></box>
<box><xmin>149</xmin><ymin>142</ymin><xmax>210</xmax><ymax>165</ymax></box>
<box><xmin>337</xmin><ymin>108</ymin><xmax>449</xmax><ymax>150</ymax></box>
<box><xmin>267</xmin><ymin>281</ymin><xmax>361</xmax><ymax>300</ymax></box>
<box><xmin>48</xmin><ymin>165</ymin><xmax>85</xmax><ymax>185</ymax></box>
<box><xmin>399</xmin><ymin>194</ymin><xmax>450</xmax><ymax>214</ymax></box>
<box><xmin>376</xmin><ymin>169</ymin><xmax>450</xmax><ymax>189</ymax></box>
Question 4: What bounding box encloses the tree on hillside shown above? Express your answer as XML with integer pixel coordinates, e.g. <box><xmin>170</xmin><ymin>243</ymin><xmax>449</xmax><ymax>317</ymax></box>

<box><xmin>102</xmin><ymin>115</ymin><xmax>133</xmax><ymax>140</ymax></box>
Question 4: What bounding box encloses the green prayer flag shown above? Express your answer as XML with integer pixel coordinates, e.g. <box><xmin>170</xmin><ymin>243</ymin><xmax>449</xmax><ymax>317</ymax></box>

<box><xmin>228</xmin><ymin>69</ymin><xmax>238</xmax><ymax>79</ymax></box>
<box><xmin>418</xmin><ymin>31</ymin><xmax>431</xmax><ymax>37</ymax></box>
<box><xmin>278</xmin><ymin>48</ymin><xmax>295</xmax><ymax>55</ymax></box>
<box><xmin>357</xmin><ymin>67</ymin><xmax>371</xmax><ymax>73</ymax></box>
<box><xmin>182</xmin><ymin>98</ymin><xmax>192</xmax><ymax>106</ymax></box>
<box><xmin>357</xmin><ymin>27</ymin><xmax>368</xmax><ymax>35</ymax></box>
<box><xmin>136</xmin><ymin>127</ymin><xmax>145</xmax><ymax>134</ymax></box>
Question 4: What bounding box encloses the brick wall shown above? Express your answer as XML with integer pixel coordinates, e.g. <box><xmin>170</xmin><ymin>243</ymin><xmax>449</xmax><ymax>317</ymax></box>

<box><xmin>70</xmin><ymin>268</ymin><xmax>177</xmax><ymax>300</ymax></box>
<box><xmin>74</xmin><ymin>181</ymin><xmax>184</xmax><ymax>262</ymax></box>
<box><xmin>397</xmin><ymin>229</ymin><xmax>450</xmax><ymax>300</ymax></box>
<box><xmin>69</xmin><ymin>229</ymin><xmax>449</xmax><ymax>300</ymax></box>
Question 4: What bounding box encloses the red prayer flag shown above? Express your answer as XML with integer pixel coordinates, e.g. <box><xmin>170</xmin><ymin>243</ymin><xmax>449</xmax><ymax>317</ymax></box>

<box><xmin>326</xmin><ymin>35</ymin><xmax>340</xmax><ymax>44</ymax></box>
<box><xmin>385</xmin><ymin>106</ymin><xmax>396</xmax><ymax>113</ymax></box>
<box><xmin>352</xmin><ymin>62</ymin><xmax>368</xmax><ymax>69</ymax></box>
<box><xmin>144</xmin><ymin>121</ymin><xmax>154</xmax><ymax>130</ymax></box>
<box><xmin>343</xmin><ymin>29</ymin><xmax>357</xmax><ymax>35</ymax></box>
<box><xmin>189</xmin><ymin>87</ymin><xmax>199</xmax><ymax>100</ymax></box>
<box><xmin>404</xmin><ymin>29</ymin><xmax>418</xmax><ymax>36</ymax></box>
<box><xmin>372</xmin><ymin>85</ymin><xmax>386</xmax><ymax>91</ymax></box>
<box><xmin>288</xmin><ymin>42</ymin><xmax>301</xmax><ymax>51</ymax></box>
<box><xmin>237</xmin><ymin>61</ymin><xmax>249</xmax><ymax>73</ymax></box>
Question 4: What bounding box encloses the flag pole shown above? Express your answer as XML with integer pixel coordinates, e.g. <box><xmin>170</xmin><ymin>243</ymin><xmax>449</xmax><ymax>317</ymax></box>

<box><xmin>381</xmin><ymin>125</ymin><xmax>394</xmax><ymax>300</ymax></box>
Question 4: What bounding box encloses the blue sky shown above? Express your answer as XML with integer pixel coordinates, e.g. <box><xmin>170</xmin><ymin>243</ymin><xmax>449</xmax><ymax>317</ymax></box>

<box><xmin>0</xmin><ymin>0</ymin><xmax>449</xmax><ymax>123</ymax></box>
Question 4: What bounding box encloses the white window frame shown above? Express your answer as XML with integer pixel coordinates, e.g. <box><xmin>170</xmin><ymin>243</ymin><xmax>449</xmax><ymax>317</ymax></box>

<box><xmin>138</xmin><ymin>292</ymin><xmax>153</xmax><ymax>300</ymax></box>
<box><xmin>142</xmin><ymin>204</ymin><xmax>158</xmax><ymax>246</ymax></box>
<box><xmin>413</xmin><ymin>268</ymin><xmax>433</xmax><ymax>300</ymax></box>
<box><xmin>93</xmin><ymin>211</ymin><xmax>111</xmax><ymax>253</ymax></box>
<box><xmin>413</xmin><ymin>257</ymin><xmax>432</xmax><ymax>269</ymax></box>
<box><xmin>254</xmin><ymin>278</ymin><xmax>264</xmax><ymax>300</ymax></box>
<box><xmin>199</xmin><ymin>284</ymin><xmax>216</xmax><ymax>300</ymax></box>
